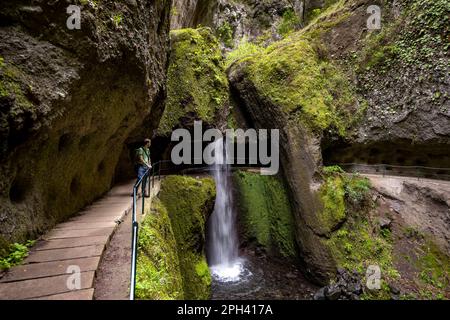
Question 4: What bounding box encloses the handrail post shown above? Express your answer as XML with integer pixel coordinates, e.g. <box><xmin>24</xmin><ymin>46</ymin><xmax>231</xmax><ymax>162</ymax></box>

<box><xmin>130</xmin><ymin>187</ymin><xmax>138</xmax><ymax>300</ymax></box>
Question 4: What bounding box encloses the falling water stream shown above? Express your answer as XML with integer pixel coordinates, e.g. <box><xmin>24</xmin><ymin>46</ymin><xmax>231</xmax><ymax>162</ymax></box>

<box><xmin>207</xmin><ymin>138</ymin><xmax>247</xmax><ymax>282</ymax></box>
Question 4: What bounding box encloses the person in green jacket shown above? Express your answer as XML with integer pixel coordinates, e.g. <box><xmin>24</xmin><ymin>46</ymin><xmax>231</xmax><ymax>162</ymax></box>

<box><xmin>134</xmin><ymin>139</ymin><xmax>152</xmax><ymax>196</ymax></box>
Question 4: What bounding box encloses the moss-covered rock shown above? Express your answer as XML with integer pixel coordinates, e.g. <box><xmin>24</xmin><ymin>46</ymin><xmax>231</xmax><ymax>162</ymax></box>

<box><xmin>159</xmin><ymin>176</ymin><xmax>215</xmax><ymax>299</ymax></box>
<box><xmin>318</xmin><ymin>169</ymin><xmax>400</xmax><ymax>299</ymax></box>
<box><xmin>158</xmin><ymin>28</ymin><xmax>229</xmax><ymax>136</ymax></box>
<box><xmin>136</xmin><ymin>199</ymin><xmax>183</xmax><ymax>300</ymax></box>
<box><xmin>233</xmin><ymin>171</ymin><xmax>298</xmax><ymax>259</ymax></box>
<box><xmin>228</xmin><ymin>7</ymin><xmax>359</xmax><ymax>137</ymax></box>
<box><xmin>136</xmin><ymin>176</ymin><xmax>216</xmax><ymax>300</ymax></box>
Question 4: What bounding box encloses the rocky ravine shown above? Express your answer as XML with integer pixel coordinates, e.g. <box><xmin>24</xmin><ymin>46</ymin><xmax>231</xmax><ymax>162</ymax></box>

<box><xmin>0</xmin><ymin>0</ymin><xmax>171</xmax><ymax>252</ymax></box>
<box><xmin>227</xmin><ymin>0</ymin><xmax>450</xmax><ymax>285</ymax></box>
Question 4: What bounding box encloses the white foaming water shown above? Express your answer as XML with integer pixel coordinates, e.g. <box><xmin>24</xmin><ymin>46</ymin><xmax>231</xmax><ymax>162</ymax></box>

<box><xmin>207</xmin><ymin>139</ymin><xmax>244</xmax><ymax>282</ymax></box>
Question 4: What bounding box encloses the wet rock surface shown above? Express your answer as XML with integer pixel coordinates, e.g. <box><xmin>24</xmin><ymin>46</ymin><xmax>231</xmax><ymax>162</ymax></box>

<box><xmin>313</xmin><ymin>269</ymin><xmax>363</xmax><ymax>300</ymax></box>
<box><xmin>212</xmin><ymin>248</ymin><xmax>318</xmax><ymax>300</ymax></box>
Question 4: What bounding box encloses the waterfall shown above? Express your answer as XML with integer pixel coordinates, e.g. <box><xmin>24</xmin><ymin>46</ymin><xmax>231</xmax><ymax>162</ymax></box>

<box><xmin>207</xmin><ymin>138</ymin><xmax>243</xmax><ymax>282</ymax></box>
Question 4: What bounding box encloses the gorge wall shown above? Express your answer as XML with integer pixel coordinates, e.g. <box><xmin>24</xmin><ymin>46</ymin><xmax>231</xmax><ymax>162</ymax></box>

<box><xmin>0</xmin><ymin>0</ymin><xmax>171</xmax><ymax>252</ymax></box>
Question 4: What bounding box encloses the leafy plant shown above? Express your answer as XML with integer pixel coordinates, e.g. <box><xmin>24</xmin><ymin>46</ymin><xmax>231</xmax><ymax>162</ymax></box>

<box><xmin>217</xmin><ymin>22</ymin><xmax>234</xmax><ymax>48</ymax></box>
<box><xmin>0</xmin><ymin>240</ymin><xmax>35</xmax><ymax>270</ymax></box>
<box><xmin>278</xmin><ymin>9</ymin><xmax>301</xmax><ymax>37</ymax></box>
<box><xmin>112</xmin><ymin>13</ymin><xmax>123</xmax><ymax>28</ymax></box>
<box><xmin>323</xmin><ymin>165</ymin><xmax>344</xmax><ymax>175</ymax></box>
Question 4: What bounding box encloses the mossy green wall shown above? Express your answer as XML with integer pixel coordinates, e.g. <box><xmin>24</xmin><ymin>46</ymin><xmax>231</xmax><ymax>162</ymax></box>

<box><xmin>136</xmin><ymin>176</ymin><xmax>216</xmax><ymax>300</ymax></box>
<box><xmin>158</xmin><ymin>27</ymin><xmax>229</xmax><ymax>135</ymax></box>
<box><xmin>233</xmin><ymin>171</ymin><xmax>298</xmax><ymax>259</ymax></box>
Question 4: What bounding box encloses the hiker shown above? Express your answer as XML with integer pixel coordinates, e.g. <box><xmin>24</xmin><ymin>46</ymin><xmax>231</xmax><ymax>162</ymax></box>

<box><xmin>134</xmin><ymin>138</ymin><xmax>152</xmax><ymax>197</ymax></box>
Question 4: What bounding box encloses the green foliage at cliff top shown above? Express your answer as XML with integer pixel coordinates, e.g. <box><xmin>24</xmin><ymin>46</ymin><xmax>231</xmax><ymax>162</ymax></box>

<box><xmin>233</xmin><ymin>171</ymin><xmax>298</xmax><ymax>258</ymax></box>
<box><xmin>158</xmin><ymin>28</ymin><xmax>229</xmax><ymax>136</ymax></box>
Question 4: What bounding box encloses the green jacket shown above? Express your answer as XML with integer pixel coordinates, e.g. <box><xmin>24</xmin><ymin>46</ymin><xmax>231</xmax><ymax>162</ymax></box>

<box><xmin>135</xmin><ymin>147</ymin><xmax>151</xmax><ymax>166</ymax></box>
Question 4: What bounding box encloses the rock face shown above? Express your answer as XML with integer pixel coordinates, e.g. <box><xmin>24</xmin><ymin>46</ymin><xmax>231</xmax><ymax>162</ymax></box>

<box><xmin>228</xmin><ymin>0</ymin><xmax>450</xmax><ymax>285</ymax></box>
<box><xmin>172</xmin><ymin>0</ymin><xmax>310</xmax><ymax>47</ymax></box>
<box><xmin>320</xmin><ymin>0</ymin><xmax>450</xmax><ymax>168</ymax></box>
<box><xmin>0</xmin><ymin>0</ymin><xmax>171</xmax><ymax>249</ymax></box>
<box><xmin>228</xmin><ymin>62</ymin><xmax>339</xmax><ymax>283</ymax></box>
<box><xmin>171</xmin><ymin>0</ymin><xmax>216</xmax><ymax>30</ymax></box>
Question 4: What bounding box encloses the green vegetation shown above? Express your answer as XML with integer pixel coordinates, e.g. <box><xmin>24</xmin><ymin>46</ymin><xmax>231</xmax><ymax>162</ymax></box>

<box><xmin>358</xmin><ymin>0</ymin><xmax>449</xmax><ymax>71</ymax></box>
<box><xmin>224</xmin><ymin>38</ymin><xmax>263</xmax><ymax>69</ymax></box>
<box><xmin>305</xmin><ymin>0</ymin><xmax>341</xmax><ymax>24</ymax></box>
<box><xmin>318</xmin><ymin>167</ymin><xmax>371</xmax><ymax>233</ymax></box>
<box><xmin>112</xmin><ymin>13</ymin><xmax>123</xmax><ymax>28</ymax></box>
<box><xmin>217</xmin><ymin>22</ymin><xmax>234</xmax><ymax>48</ymax></box>
<box><xmin>233</xmin><ymin>171</ymin><xmax>298</xmax><ymax>258</ymax></box>
<box><xmin>277</xmin><ymin>9</ymin><xmax>301</xmax><ymax>37</ymax></box>
<box><xmin>136</xmin><ymin>176</ymin><xmax>216</xmax><ymax>300</ymax></box>
<box><xmin>159</xmin><ymin>176</ymin><xmax>215</xmax><ymax>299</ymax></box>
<box><xmin>319</xmin><ymin>167</ymin><xmax>399</xmax><ymax>299</ymax></box>
<box><xmin>235</xmin><ymin>30</ymin><xmax>357</xmax><ymax>136</ymax></box>
<box><xmin>136</xmin><ymin>199</ymin><xmax>183</xmax><ymax>300</ymax></box>
<box><xmin>0</xmin><ymin>240</ymin><xmax>35</xmax><ymax>270</ymax></box>
<box><xmin>158</xmin><ymin>28</ymin><xmax>229</xmax><ymax>136</ymax></box>
<box><xmin>416</xmin><ymin>240</ymin><xmax>450</xmax><ymax>298</ymax></box>
<box><xmin>0</xmin><ymin>60</ymin><xmax>34</xmax><ymax>111</ymax></box>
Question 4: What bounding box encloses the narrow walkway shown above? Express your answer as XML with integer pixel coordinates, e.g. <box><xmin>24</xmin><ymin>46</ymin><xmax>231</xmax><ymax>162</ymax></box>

<box><xmin>0</xmin><ymin>181</ymin><xmax>136</xmax><ymax>300</ymax></box>
<box><xmin>94</xmin><ymin>180</ymin><xmax>161</xmax><ymax>300</ymax></box>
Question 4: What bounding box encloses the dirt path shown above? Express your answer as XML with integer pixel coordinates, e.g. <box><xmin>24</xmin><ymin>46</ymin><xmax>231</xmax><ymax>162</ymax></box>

<box><xmin>362</xmin><ymin>174</ymin><xmax>450</xmax><ymax>254</ymax></box>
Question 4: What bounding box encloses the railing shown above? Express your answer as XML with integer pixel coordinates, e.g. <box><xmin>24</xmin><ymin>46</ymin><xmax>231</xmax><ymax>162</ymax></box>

<box><xmin>129</xmin><ymin>160</ymin><xmax>171</xmax><ymax>300</ymax></box>
<box><xmin>335</xmin><ymin>163</ymin><xmax>450</xmax><ymax>181</ymax></box>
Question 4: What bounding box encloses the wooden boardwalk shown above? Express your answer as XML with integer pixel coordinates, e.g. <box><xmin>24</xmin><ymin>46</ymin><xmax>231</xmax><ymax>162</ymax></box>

<box><xmin>0</xmin><ymin>181</ymin><xmax>136</xmax><ymax>300</ymax></box>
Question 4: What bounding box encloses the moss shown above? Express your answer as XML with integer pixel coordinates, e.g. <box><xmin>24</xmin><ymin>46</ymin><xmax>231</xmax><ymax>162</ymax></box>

<box><xmin>224</xmin><ymin>39</ymin><xmax>264</xmax><ymax>69</ymax></box>
<box><xmin>233</xmin><ymin>171</ymin><xmax>298</xmax><ymax>258</ymax></box>
<box><xmin>159</xmin><ymin>176</ymin><xmax>216</xmax><ymax>300</ymax></box>
<box><xmin>0</xmin><ymin>61</ymin><xmax>34</xmax><ymax>111</ymax></box>
<box><xmin>319</xmin><ymin>169</ymin><xmax>399</xmax><ymax>299</ymax></box>
<box><xmin>158</xmin><ymin>28</ymin><xmax>229</xmax><ymax>136</ymax></box>
<box><xmin>234</xmin><ymin>19</ymin><xmax>358</xmax><ymax>136</ymax></box>
<box><xmin>318</xmin><ymin>175</ymin><xmax>346</xmax><ymax>233</ymax></box>
<box><xmin>136</xmin><ymin>176</ymin><xmax>215</xmax><ymax>300</ymax></box>
<box><xmin>305</xmin><ymin>0</ymin><xmax>341</xmax><ymax>24</ymax></box>
<box><xmin>135</xmin><ymin>199</ymin><xmax>183</xmax><ymax>300</ymax></box>
<box><xmin>416</xmin><ymin>239</ymin><xmax>450</xmax><ymax>298</ymax></box>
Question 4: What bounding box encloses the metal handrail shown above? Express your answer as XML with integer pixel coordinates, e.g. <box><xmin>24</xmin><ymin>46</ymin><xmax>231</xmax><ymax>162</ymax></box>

<box><xmin>129</xmin><ymin>160</ymin><xmax>168</xmax><ymax>300</ymax></box>
<box><xmin>335</xmin><ymin>163</ymin><xmax>450</xmax><ymax>181</ymax></box>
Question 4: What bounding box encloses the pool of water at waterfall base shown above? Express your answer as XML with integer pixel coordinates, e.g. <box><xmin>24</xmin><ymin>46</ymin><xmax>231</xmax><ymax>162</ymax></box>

<box><xmin>210</xmin><ymin>248</ymin><xmax>318</xmax><ymax>300</ymax></box>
